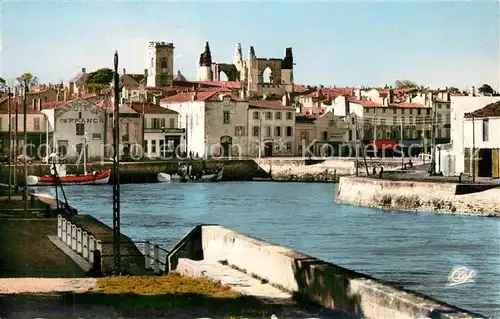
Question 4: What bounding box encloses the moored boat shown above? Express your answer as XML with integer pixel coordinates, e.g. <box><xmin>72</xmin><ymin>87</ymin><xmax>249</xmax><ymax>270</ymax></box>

<box><xmin>27</xmin><ymin>169</ymin><xmax>111</xmax><ymax>186</ymax></box>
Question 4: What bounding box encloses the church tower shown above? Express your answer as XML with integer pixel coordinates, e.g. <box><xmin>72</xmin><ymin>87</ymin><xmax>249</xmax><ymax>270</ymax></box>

<box><xmin>146</xmin><ymin>41</ymin><xmax>175</xmax><ymax>87</ymax></box>
<box><xmin>280</xmin><ymin>47</ymin><xmax>294</xmax><ymax>92</ymax></box>
<box><xmin>196</xmin><ymin>42</ymin><xmax>214</xmax><ymax>81</ymax></box>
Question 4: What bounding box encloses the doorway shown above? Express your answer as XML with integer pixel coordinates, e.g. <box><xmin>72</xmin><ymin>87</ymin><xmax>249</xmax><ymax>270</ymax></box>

<box><xmin>478</xmin><ymin>148</ymin><xmax>492</xmax><ymax>177</ymax></box>
<box><xmin>264</xmin><ymin>141</ymin><xmax>273</xmax><ymax>157</ymax></box>
<box><xmin>220</xmin><ymin>136</ymin><xmax>232</xmax><ymax>157</ymax></box>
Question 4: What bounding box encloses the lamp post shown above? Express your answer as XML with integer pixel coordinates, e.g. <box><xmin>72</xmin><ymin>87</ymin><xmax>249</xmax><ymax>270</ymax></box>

<box><xmin>16</xmin><ymin>77</ymin><xmax>28</xmax><ymax>215</ymax></box>
<box><xmin>204</xmin><ymin>133</ymin><xmax>209</xmax><ymax>160</ymax></box>
<box><xmin>112</xmin><ymin>51</ymin><xmax>121</xmax><ymax>273</ymax></box>
<box><xmin>161</xmin><ymin>126</ymin><xmax>166</xmax><ymax>158</ymax></box>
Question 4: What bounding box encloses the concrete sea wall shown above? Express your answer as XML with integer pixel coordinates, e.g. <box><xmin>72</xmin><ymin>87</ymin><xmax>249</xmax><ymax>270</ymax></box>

<box><xmin>167</xmin><ymin>225</ymin><xmax>486</xmax><ymax>319</ymax></box>
<box><xmin>335</xmin><ymin>176</ymin><xmax>500</xmax><ymax>217</ymax></box>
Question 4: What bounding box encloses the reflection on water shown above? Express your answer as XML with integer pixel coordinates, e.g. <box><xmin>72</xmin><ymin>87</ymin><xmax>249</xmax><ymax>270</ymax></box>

<box><xmin>36</xmin><ymin>182</ymin><xmax>500</xmax><ymax>317</ymax></box>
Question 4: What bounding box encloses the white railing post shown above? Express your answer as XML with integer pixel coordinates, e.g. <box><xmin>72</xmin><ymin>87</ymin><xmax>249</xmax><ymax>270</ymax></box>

<box><xmin>61</xmin><ymin>217</ymin><xmax>67</xmax><ymax>241</ymax></box>
<box><xmin>71</xmin><ymin>225</ymin><xmax>77</xmax><ymax>250</ymax></box>
<box><xmin>89</xmin><ymin>235</ymin><xmax>95</xmax><ymax>264</ymax></box>
<box><xmin>66</xmin><ymin>221</ymin><xmax>72</xmax><ymax>246</ymax></box>
<box><xmin>76</xmin><ymin>228</ymin><xmax>83</xmax><ymax>254</ymax></box>
<box><xmin>82</xmin><ymin>231</ymin><xmax>89</xmax><ymax>260</ymax></box>
<box><xmin>154</xmin><ymin>244</ymin><xmax>160</xmax><ymax>273</ymax></box>
<box><xmin>145</xmin><ymin>241</ymin><xmax>151</xmax><ymax>270</ymax></box>
<box><xmin>57</xmin><ymin>215</ymin><xmax>62</xmax><ymax>239</ymax></box>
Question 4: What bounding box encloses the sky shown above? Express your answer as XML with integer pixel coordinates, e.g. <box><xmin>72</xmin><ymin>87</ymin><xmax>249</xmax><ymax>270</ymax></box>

<box><xmin>0</xmin><ymin>0</ymin><xmax>498</xmax><ymax>90</ymax></box>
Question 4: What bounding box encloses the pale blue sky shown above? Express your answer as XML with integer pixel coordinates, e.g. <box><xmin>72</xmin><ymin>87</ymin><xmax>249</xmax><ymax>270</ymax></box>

<box><xmin>0</xmin><ymin>1</ymin><xmax>498</xmax><ymax>90</ymax></box>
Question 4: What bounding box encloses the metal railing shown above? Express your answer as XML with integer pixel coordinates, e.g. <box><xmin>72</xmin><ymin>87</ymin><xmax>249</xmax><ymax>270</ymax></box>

<box><xmin>57</xmin><ymin>214</ymin><xmax>102</xmax><ymax>269</ymax></box>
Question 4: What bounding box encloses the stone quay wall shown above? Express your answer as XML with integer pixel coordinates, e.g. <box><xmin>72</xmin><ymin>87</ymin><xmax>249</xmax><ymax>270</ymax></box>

<box><xmin>335</xmin><ymin>176</ymin><xmax>500</xmax><ymax>217</ymax></box>
<box><xmin>167</xmin><ymin>224</ymin><xmax>487</xmax><ymax>319</ymax></box>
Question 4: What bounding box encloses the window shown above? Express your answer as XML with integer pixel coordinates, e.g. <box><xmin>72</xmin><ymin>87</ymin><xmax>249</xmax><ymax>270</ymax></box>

<box><xmin>482</xmin><ymin>119</ymin><xmax>489</xmax><ymax>142</ymax></box>
<box><xmin>265</xmin><ymin>126</ymin><xmax>271</xmax><ymax>137</ymax></box>
<box><xmin>92</xmin><ymin>133</ymin><xmax>101</xmax><ymax>140</ymax></box>
<box><xmin>159</xmin><ymin>139</ymin><xmax>165</xmax><ymax>157</ymax></box>
<box><xmin>151</xmin><ymin>140</ymin><xmax>157</xmax><ymax>154</ymax></box>
<box><xmin>393</xmin><ymin>108</ymin><xmax>396</xmax><ymax>114</ymax></box>
<box><xmin>223</xmin><ymin>111</ymin><xmax>230</xmax><ymax>124</ymax></box>
<box><xmin>234</xmin><ymin>125</ymin><xmax>245</xmax><ymax>136</ymax></box>
<box><xmin>76</xmin><ymin>123</ymin><xmax>84</xmax><ymax>136</ymax></box>
<box><xmin>349</xmin><ymin>130</ymin><xmax>353</xmax><ymax>141</ymax></box>
<box><xmin>253</xmin><ymin>111</ymin><xmax>259</xmax><ymax>120</ymax></box>
<box><xmin>275</xmin><ymin>112</ymin><xmax>282</xmax><ymax>120</ymax></box>
<box><xmin>437</xmin><ymin>114</ymin><xmax>442</xmax><ymax>123</ymax></box>
<box><xmin>437</xmin><ymin>129</ymin><xmax>442</xmax><ymax>139</ymax></box>
<box><xmin>426</xmin><ymin>109</ymin><xmax>430</xmax><ymax>115</ymax></box>
<box><xmin>123</xmin><ymin>123</ymin><xmax>129</xmax><ymax>136</ymax></box>
<box><xmin>286</xmin><ymin>126</ymin><xmax>293</xmax><ymax>137</ymax></box>
<box><xmin>409</xmin><ymin>109</ymin><xmax>413</xmax><ymax>115</ymax></box>
<box><xmin>152</xmin><ymin>118</ymin><xmax>161</xmax><ymax>129</ymax></box>
<box><xmin>265</xmin><ymin>112</ymin><xmax>272</xmax><ymax>120</ymax></box>
<box><xmin>78</xmin><ymin>112</ymin><xmax>82</xmax><ymax>119</ymax></box>
<box><xmin>323</xmin><ymin>131</ymin><xmax>328</xmax><ymax>141</ymax></box>
<box><xmin>286</xmin><ymin>142</ymin><xmax>292</xmax><ymax>150</ymax></box>
<box><xmin>286</xmin><ymin>112</ymin><xmax>293</xmax><ymax>120</ymax></box>
<box><xmin>169</xmin><ymin>118</ymin><xmax>175</xmax><ymax>128</ymax></box>
<box><xmin>401</xmin><ymin>109</ymin><xmax>405</xmax><ymax>114</ymax></box>
<box><xmin>252</xmin><ymin>126</ymin><xmax>259</xmax><ymax>136</ymax></box>
<box><xmin>275</xmin><ymin>126</ymin><xmax>281</xmax><ymax>137</ymax></box>
<box><xmin>382</xmin><ymin>109</ymin><xmax>386</xmax><ymax>113</ymax></box>
<box><xmin>418</xmin><ymin>109</ymin><xmax>422</xmax><ymax>115</ymax></box>
<box><xmin>34</xmin><ymin>117</ymin><xmax>40</xmax><ymax>131</ymax></box>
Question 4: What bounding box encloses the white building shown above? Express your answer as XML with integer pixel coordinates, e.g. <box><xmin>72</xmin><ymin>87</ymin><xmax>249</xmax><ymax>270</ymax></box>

<box><xmin>41</xmin><ymin>98</ymin><xmax>107</xmax><ymax>159</ymax></box>
<box><xmin>129</xmin><ymin>102</ymin><xmax>185</xmax><ymax>158</ymax></box>
<box><xmin>439</xmin><ymin>95</ymin><xmax>500</xmax><ymax>176</ymax></box>
<box><xmin>458</xmin><ymin>100</ymin><xmax>500</xmax><ymax>178</ymax></box>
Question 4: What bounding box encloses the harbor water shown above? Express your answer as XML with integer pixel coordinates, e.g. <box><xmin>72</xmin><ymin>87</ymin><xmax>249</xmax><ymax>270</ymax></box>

<box><xmin>37</xmin><ymin>182</ymin><xmax>500</xmax><ymax>318</ymax></box>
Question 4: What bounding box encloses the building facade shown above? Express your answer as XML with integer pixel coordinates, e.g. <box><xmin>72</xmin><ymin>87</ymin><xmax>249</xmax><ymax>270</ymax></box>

<box><xmin>130</xmin><ymin>102</ymin><xmax>185</xmax><ymax>158</ymax></box>
<box><xmin>247</xmin><ymin>100</ymin><xmax>295</xmax><ymax>157</ymax></box>
<box><xmin>0</xmin><ymin>98</ymin><xmax>50</xmax><ymax>158</ymax></box>
<box><xmin>146</xmin><ymin>41</ymin><xmax>175</xmax><ymax>87</ymax></box>
<box><xmin>42</xmin><ymin>98</ymin><xmax>107</xmax><ymax>160</ymax></box>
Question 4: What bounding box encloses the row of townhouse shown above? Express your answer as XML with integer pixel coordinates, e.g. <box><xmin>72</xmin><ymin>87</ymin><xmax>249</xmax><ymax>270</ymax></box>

<box><xmin>0</xmin><ymin>96</ymin><xmax>184</xmax><ymax>160</ymax></box>
<box><xmin>294</xmin><ymin>86</ymin><xmax>454</xmax><ymax>155</ymax></box>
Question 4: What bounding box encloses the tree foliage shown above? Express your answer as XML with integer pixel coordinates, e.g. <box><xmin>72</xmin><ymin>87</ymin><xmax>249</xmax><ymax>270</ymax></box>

<box><xmin>448</xmin><ymin>87</ymin><xmax>460</xmax><ymax>93</ymax></box>
<box><xmin>394</xmin><ymin>80</ymin><xmax>418</xmax><ymax>89</ymax></box>
<box><xmin>478</xmin><ymin>84</ymin><xmax>494</xmax><ymax>95</ymax></box>
<box><xmin>86</xmin><ymin>68</ymin><xmax>114</xmax><ymax>85</ymax></box>
<box><xmin>86</xmin><ymin>83</ymin><xmax>109</xmax><ymax>93</ymax></box>
<box><xmin>17</xmin><ymin>73</ymin><xmax>39</xmax><ymax>89</ymax></box>
<box><xmin>0</xmin><ymin>77</ymin><xmax>5</xmax><ymax>84</ymax></box>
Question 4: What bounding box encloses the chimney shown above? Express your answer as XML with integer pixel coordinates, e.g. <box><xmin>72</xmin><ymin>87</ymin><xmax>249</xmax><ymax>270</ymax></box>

<box><xmin>344</xmin><ymin>96</ymin><xmax>350</xmax><ymax>115</ymax></box>
<box><xmin>471</xmin><ymin>86</ymin><xmax>475</xmax><ymax>96</ymax></box>
<box><xmin>39</xmin><ymin>99</ymin><xmax>43</xmax><ymax>111</ymax></box>
<box><xmin>144</xmin><ymin>69</ymin><xmax>148</xmax><ymax>77</ymax></box>
<box><xmin>64</xmin><ymin>90</ymin><xmax>68</xmax><ymax>101</ymax></box>
<box><xmin>123</xmin><ymin>68</ymin><xmax>126</xmax><ymax>75</ymax></box>
<box><xmin>388</xmin><ymin>88</ymin><xmax>394</xmax><ymax>104</ymax></box>
<box><xmin>82</xmin><ymin>67</ymin><xmax>86</xmax><ymax>73</ymax></box>
<box><xmin>357</xmin><ymin>89</ymin><xmax>362</xmax><ymax>100</ymax></box>
<box><xmin>191</xmin><ymin>92</ymin><xmax>196</xmax><ymax>101</ymax></box>
<box><xmin>32</xmin><ymin>99</ymin><xmax>35</xmax><ymax>109</ymax></box>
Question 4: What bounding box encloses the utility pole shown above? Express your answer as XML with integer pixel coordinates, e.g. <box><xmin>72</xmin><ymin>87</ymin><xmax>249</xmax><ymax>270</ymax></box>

<box><xmin>7</xmin><ymin>87</ymin><xmax>12</xmax><ymax>201</ymax></box>
<box><xmin>373</xmin><ymin>116</ymin><xmax>377</xmax><ymax>158</ymax></box>
<box><xmin>22</xmin><ymin>79</ymin><xmax>28</xmax><ymax>215</ymax></box>
<box><xmin>14</xmin><ymin>92</ymin><xmax>18</xmax><ymax>192</ymax></box>
<box><xmin>112</xmin><ymin>51</ymin><xmax>121</xmax><ymax>273</ymax></box>
<box><xmin>354</xmin><ymin>118</ymin><xmax>359</xmax><ymax>176</ymax></box>
<box><xmin>400</xmin><ymin>120</ymin><xmax>404</xmax><ymax>170</ymax></box>
<box><xmin>472</xmin><ymin>114</ymin><xmax>476</xmax><ymax>184</ymax></box>
<box><xmin>258</xmin><ymin>115</ymin><xmax>262</xmax><ymax>158</ymax></box>
<box><xmin>431</xmin><ymin>102</ymin><xmax>438</xmax><ymax>175</ymax></box>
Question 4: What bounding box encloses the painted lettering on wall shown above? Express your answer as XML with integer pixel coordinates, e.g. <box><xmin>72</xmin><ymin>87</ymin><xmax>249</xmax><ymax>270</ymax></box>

<box><xmin>59</xmin><ymin>118</ymin><xmax>104</xmax><ymax>124</ymax></box>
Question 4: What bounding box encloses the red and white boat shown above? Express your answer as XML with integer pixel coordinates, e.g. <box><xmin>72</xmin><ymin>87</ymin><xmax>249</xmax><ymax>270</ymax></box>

<box><xmin>27</xmin><ymin>168</ymin><xmax>111</xmax><ymax>186</ymax></box>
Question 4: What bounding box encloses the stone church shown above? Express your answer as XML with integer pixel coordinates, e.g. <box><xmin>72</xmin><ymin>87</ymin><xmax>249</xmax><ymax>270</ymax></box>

<box><xmin>196</xmin><ymin>42</ymin><xmax>295</xmax><ymax>98</ymax></box>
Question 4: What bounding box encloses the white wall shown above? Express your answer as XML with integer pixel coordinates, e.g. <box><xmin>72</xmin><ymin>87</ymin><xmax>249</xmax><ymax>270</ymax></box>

<box><xmin>463</xmin><ymin>117</ymin><xmax>500</xmax><ymax>149</ymax></box>
<box><xmin>450</xmin><ymin>96</ymin><xmax>500</xmax><ymax>174</ymax></box>
<box><xmin>160</xmin><ymin>100</ymin><xmax>206</xmax><ymax>157</ymax></box>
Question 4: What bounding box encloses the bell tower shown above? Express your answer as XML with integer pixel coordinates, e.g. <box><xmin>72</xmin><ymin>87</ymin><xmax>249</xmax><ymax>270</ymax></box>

<box><xmin>196</xmin><ymin>42</ymin><xmax>214</xmax><ymax>81</ymax></box>
<box><xmin>146</xmin><ymin>41</ymin><xmax>175</xmax><ymax>87</ymax></box>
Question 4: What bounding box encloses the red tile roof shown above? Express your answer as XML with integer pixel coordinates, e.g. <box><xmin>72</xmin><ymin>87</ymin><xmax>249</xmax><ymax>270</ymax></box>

<box><xmin>348</xmin><ymin>97</ymin><xmax>385</xmax><ymax>107</ymax></box>
<box><xmin>96</xmin><ymin>100</ymin><xmax>113</xmax><ymax>109</ymax></box>
<box><xmin>192</xmin><ymin>81</ymin><xmax>241</xmax><ymax>89</ymax></box>
<box><xmin>0</xmin><ymin>99</ymin><xmax>43</xmax><ymax>114</ymax></box>
<box><xmin>389</xmin><ymin>102</ymin><xmax>428</xmax><ymax>109</ymax></box>
<box><xmin>38</xmin><ymin>100</ymin><xmax>67</xmax><ymax>109</ymax></box>
<box><xmin>248</xmin><ymin>100</ymin><xmax>294</xmax><ymax>110</ymax></box>
<box><xmin>465</xmin><ymin>100</ymin><xmax>500</xmax><ymax>118</ymax></box>
<box><xmin>130</xmin><ymin>103</ymin><xmax>178</xmax><ymax>114</ymax></box>
<box><xmin>159</xmin><ymin>91</ymin><xmax>219</xmax><ymax>103</ymax></box>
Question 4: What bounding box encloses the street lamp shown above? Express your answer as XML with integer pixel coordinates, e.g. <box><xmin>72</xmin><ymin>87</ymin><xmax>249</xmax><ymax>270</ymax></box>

<box><xmin>16</xmin><ymin>76</ymin><xmax>29</xmax><ymax>216</ymax></box>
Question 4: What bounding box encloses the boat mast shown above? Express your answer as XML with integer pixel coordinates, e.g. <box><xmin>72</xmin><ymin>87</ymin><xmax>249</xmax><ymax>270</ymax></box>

<box><xmin>83</xmin><ymin>132</ymin><xmax>87</xmax><ymax>175</ymax></box>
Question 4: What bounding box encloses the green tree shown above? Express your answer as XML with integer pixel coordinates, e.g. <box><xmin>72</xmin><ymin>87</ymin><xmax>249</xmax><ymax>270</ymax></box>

<box><xmin>478</xmin><ymin>84</ymin><xmax>494</xmax><ymax>95</ymax></box>
<box><xmin>448</xmin><ymin>87</ymin><xmax>460</xmax><ymax>93</ymax></box>
<box><xmin>394</xmin><ymin>80</ymin><xmax>418</xmax><ymax>89</ymax></box>
<box><xmin>0</xmin><ymin>77</ymin><xmax>5</xmax><ymax>84</ymax></box>
<box><xmin>86</xmin><ymin>68</ymin><xmax>114</xmax><ymax>85</ymax></box>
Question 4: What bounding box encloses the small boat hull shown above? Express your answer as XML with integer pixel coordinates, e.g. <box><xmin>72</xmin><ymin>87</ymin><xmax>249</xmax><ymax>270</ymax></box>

<box><xmin>28</xmin><ymin>169</ymin><xmax>111</xmax><ymax>186</ymax></box>
<box><xmin>157</xmin><ymin>172</ymin><xmax>172</xmax><ymax>183</ymax></box>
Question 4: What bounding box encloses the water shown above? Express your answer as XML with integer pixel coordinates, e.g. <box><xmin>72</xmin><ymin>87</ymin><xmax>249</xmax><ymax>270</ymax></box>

<box><xmin>37</xmin><ymin>182</ymin><xmax>500</xmax><ymax>318</ymax></box>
